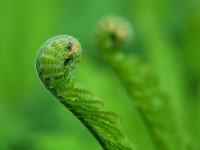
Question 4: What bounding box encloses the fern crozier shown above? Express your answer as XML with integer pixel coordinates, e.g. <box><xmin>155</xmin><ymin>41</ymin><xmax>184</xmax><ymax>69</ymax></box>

<box><xmin>36</xmin><ymin>35</ymin><xmax>133</xmax><ymax>150</ymax></box>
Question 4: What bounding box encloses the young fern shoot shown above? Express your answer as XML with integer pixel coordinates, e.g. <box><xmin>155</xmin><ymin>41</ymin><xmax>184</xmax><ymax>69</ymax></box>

<box><xmin>95</xmin><ymin>16</ymin><xmax>187</xmax><ymax>150</ymax></box>
<box><xmin>35</xmin><ymin>35</ymin><xmax>133</xmax><ymax>150</ymax></box>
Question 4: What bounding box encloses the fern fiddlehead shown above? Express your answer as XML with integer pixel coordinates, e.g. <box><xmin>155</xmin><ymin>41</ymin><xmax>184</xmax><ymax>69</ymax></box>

<box><xmin>35</xmin><ymin>35</ymin><xmax>133</xmax><ymax>150</ymax></box>
<box><xmin>95</xmin><ymin>16</ymin><xmax>186</xmax><ymax>150</ymax></box>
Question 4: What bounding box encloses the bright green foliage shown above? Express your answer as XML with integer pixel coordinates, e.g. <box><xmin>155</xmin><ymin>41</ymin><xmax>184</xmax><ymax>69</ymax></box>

<box><xmin>96</xmin><ymin>17</ymin><xmax>188</xmax><ymax>150</ymax></box>
<box><xmin>35</xmin><ymin>35</ymin><xmax>133</xmax><ymax>150</ymax></box>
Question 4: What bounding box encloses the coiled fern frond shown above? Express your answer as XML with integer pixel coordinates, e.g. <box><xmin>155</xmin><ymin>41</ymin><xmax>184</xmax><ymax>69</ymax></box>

<box><xmin>95</xmin><ymin>16</ymin><xmax>187</xmax><ymax>150</ymax></box>
<box><xmin>35</xmin><ymin>35</ymin><xmax>133</xmax><ymax>150</ymax></box>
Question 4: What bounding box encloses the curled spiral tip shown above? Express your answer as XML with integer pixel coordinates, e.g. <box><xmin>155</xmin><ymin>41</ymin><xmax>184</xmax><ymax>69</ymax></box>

<box><xmin>35</xmin><ymin>35</ymin><xmax>134</xmax><ymax>150</ymax></box>
<box><xmin>96</xmin><ymin>16</ymin><xmax>133</xmax><ymax>50</ymax></box>
<box><xmin>36</xmin><ymin>35</ymin><xmax>82</xmax><ymax>90</ymax></box>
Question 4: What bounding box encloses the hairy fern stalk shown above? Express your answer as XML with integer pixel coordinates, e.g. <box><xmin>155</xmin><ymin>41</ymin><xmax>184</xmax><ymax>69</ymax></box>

<box><xmin>95</xmin><ymin>16</ymin><xmax>187</xmax><ymax>150</ymax></box>
<box><xmin>35</xmin><ymin>35</ymin><xmax>133</xmax><ymax>150</ymax></box>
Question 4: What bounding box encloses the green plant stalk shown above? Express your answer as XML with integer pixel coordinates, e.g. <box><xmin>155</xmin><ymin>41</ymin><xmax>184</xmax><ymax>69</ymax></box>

<box><xmin>95</xmin><ymin>16</ymin><xmax>187</xmax><ymax>150</ymax></box>
<box><xmin>35</xmin><ymin>35</ymin><xmax>133</xmax><ymax>150</ymax></box>
<box><xmin>101</xmin><ymin>51</ymin><xmax>185</xmax><ymax>150</ymax></box>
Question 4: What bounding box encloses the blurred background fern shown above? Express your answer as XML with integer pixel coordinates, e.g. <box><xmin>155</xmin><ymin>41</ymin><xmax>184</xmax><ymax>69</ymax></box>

<box><xmin>0</xmin><ymin>0</ymin><xmax>199</xmax><ymax>149</ymax></box>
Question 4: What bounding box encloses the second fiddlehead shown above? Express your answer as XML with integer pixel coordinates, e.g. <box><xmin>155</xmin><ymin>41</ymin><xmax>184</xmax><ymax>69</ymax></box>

<box><xmin>95</xmin><ymin>16</ymin><xmax>187</xmax><ymax>150</ymax></box>
<box><xmin>35</xmin><ymin>35</ymin><xmax>133</xmax><ymax>150</ymax></box>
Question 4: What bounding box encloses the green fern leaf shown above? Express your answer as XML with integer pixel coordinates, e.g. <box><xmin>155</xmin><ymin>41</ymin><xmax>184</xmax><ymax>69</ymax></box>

<box><xmin>95</xmin><ymin>16</ymin><xmax>187</xmax><ymax>150</ymax></box>
<box><xmin>36</xmin><ymin>35</ymin><xmax>133</xmax><ymax>150</ymax></box>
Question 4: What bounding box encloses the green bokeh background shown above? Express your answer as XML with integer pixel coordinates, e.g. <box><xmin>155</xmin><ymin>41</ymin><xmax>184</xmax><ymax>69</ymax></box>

<box><xmin>0</xmin><ymin>0</ymin><xmax>199</xmax><ymax>149</ymax></box>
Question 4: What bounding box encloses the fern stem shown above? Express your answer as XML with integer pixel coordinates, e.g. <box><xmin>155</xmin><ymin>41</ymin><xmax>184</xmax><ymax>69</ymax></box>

<box><xmin>95</xmin><ymin>16</ymin><xmax>187</xmax><ymax>150</ymax></box>
<box><xmin>35</xmin><ymin>35</ymin><xmax>133</xmax><ymax>150</ymax></box>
